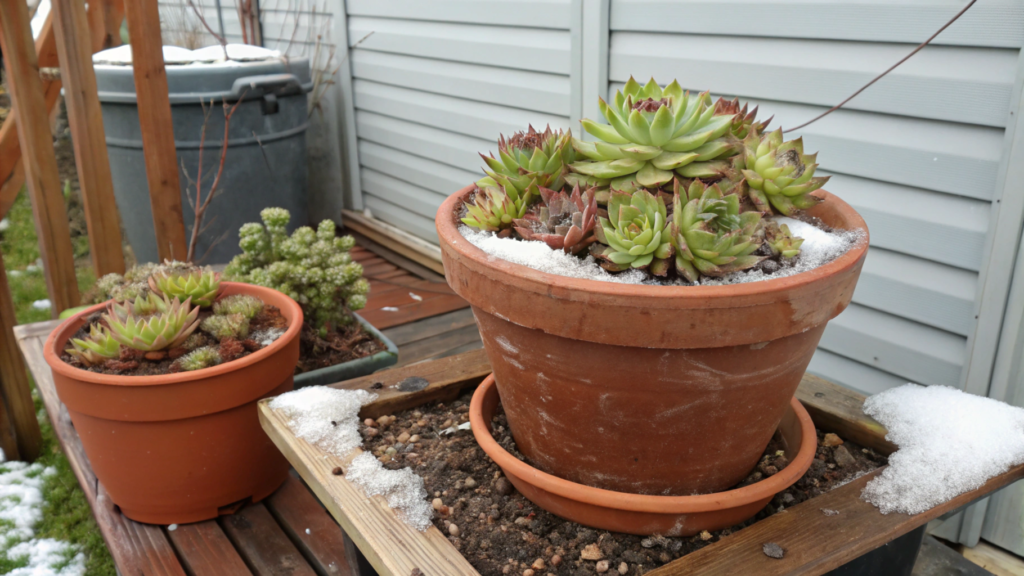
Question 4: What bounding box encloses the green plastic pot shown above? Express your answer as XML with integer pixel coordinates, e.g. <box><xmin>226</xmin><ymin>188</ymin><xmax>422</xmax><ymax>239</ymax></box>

<box><xmin>293</xmin><ymin>313</ymin><xmax>398</xmax><ymax>388</ymax></box>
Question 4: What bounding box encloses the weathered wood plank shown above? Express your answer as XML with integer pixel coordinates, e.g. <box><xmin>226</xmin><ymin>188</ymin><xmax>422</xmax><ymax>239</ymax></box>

<box><xmin>341</xmin><ymin>209</ymin><xmax>444</xmax><ymax>275</ymax></box>
<box><xmin>330</xmin><ymin>348</ymin><xmax>490</xmax><ymax>420</ymax></box>
<box><xmin>348</xmin><ymin>231</ymin><xmax>446</xmax><ymax>283</ymax></box>
<box><xmin>259</xmin><ymin>403</ymin><xmax>480</xmax><ymax>576</ymax></box>
<box><xmin>394</xmin><ymin>323</ymin><xmax>482</xmax><ymax>368</ymax></box>
<box><xmin>0</xmin><ymin>1</ymin><xmax>80</xmax><ymax>314</ymax></box>
<box><xmin>219</xmin><ymin>503</ymin><xmax>318</xmax><ymax>576</ymax></box>
<box><xmin>648</xmin><ymin>463</ymin><xmax>1024</xmax><ymax>576</ymax></box>
<box><xmin>382</xmin><ymin>308</ymin><xmax>476</xmax><ymax>347</ymax></box>
<box><xmin>0</xmin><ymin>254</ymin><xmax>42</xmax><ymax>461</ymax></box>
<box><xmin>123</xmin><ymin>0</ymin><xmax>188</xmax><ymax>261</ymax></box>
<box><xmin>265</xmin><ymin>474</ymin><xmax>362</xmax><ymax>576</ymax></box>
<box><xmin>86</xmin><ymin>0</ymin><xmax>125</xmax><ymax>51</ymax></box>
<box><xmin>167</xmin><ymin>521</ymin><xmax>252</xmax><ymax>576</ymax></box>
<box><xmin>794</xmin><ymin>373</ymin><xmax>896</xmax><ymax>456</ymax></box>
<box><xmin>0</xmin><ymin>162</ymin><xmax>26</xmax><ymax>221</ymax></box>
<box><xmin>359</xmin><ymin>293</ymin><xmax>469</xmax><ymax>331</ymax></box>
<box><xmin>51</xmin><ymin>0</ymin><xmax>125</xmax><ymax>276</ymax></box>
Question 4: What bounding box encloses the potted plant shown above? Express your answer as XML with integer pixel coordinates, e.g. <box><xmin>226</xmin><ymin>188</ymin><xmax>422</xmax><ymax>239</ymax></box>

<box><xmin>82</xmin><ymin>208</ymin><xmax>398</xmax><ymax>388</ymax></box>
<box><xmin>44</xmin><ymin>265</ymin><xmax>302</xmax><ymax>524</ymax></box>
<box><xmin>437</xmin><ymin>78</ymin><xmax>868</xmax><ymax>498</ymax></box>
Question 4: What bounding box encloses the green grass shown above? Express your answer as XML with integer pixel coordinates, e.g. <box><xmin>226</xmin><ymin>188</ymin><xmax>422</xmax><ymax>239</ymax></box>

<box><xmin>1</xmin><ymin>189</ymin><xmax>115</xmax><ymax>575</ymax></box>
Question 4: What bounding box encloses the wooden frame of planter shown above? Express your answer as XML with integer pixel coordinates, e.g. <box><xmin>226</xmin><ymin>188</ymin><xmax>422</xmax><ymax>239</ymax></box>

<box><xmin>258</xmin><ymin>349</ymin><xmax>1024</xmax><ymax>576</ymax></box>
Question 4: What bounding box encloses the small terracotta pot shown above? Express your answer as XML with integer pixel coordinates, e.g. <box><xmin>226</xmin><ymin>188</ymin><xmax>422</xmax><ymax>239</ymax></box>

<box><xmin>470</xmin><ymin>375</ymin><xmax>816</xmax><ymax>535</ymax></box>
<box><xmin>438</xmin><ymin>185</ymin><xmax>867</xmax><ymax>495</ymax></box>
<box><xmin>44</xmin><ymin>282</ymin><xmax>302</xmax><ymax>525</ymax></box>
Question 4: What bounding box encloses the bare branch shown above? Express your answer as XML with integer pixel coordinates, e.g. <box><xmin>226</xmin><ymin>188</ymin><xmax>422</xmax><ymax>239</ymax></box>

<box><xmin>184</xmin><ymin>0</ymin><xmax>228</xmax><ymax>59</ymax></box>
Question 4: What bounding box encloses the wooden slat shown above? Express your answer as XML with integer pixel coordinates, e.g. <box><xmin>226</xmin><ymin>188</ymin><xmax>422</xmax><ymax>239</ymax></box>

<box><xmin>359</xmin><ymin>291</ymin><xmax>469</xmax><ymax>331</ymax></box>
<box><xmin>794</xmin><ymin>373</ymin><xmax>895</xmax><ymax>456</ymax></box>
<box><xmin>124</xmin><ymin>0</ymin><xmax>188</xmax><ymax>262</ymax></box>
<box><xmin>342</xmin><ymin>209</ymin><xmax>445</xmax><ymax>275</ymax></box>
<box><xmin>219</xmin><ymin>504</ymin><xmax>318</xmax><ymax>576</ymax></box>
<box><xmin>394</xmin><ymin>323</ymin><xmax>482</xmax><ymax>368</ymax></box>
<box><xmin>86</xmin><ymin>0</ymin><xmax>125</xmax><ymax>51</ymax></box>
<box><xmin>0</xmin><ymin>162</ymin><xmax>26</xmax><ymax>221</ymax></box>
<box><xmin>265</xmin><ymin>474</ymin><xmax>362</xmax><ymax>576</ymax></box>
<box><xmin>649</xmin><ymin>464</ymin><xmax>1024</xmax><ymax>576</ymax></box>
<box><xmin>0</xmin><ymin>1</ymin><xmax>80</xmax><ymax>314</ymax></box>
<box><xmin>349</xmin><ymin>231</ymin><xmax>447</xmax><ymax>283</ymax></box>
<box><xmin>52</xmin><ymin>0</ymin><xmax>126</xmax><ymax>276</ymax></box>
<box><xmin>0</xmin><ymin>257</ymin><xmax>27</xmax><ymax>460</ymax></box>
<box><xmin>167</xmin><ymin>521</ymin><xmax>252</xmax><ymax>576</ymax></box>
<box><xmin>16</xmin><ymin>335</ymin><xmax>185</xmax><ymax>575</ymax></box>
<box><xmin>382</xmin><ymin>308</ymin><xmax>476</xmax><ymax>347</ymax></box>
<box><xmin>362</xmin><ymin>196</ymin><xmax>440</xmax><ymax>245</ymax></box>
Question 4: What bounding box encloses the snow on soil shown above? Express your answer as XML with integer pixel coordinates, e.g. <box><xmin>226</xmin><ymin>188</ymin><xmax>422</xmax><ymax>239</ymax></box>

<box><xmin>459</xmin><ymin>218</ymin><xmax>862</xmax><ymax>286</ymax></box>
<box><xmin>0</xmin><ymin>455</ymin><xmax>85</xmax><ymax>575</ymax></box>
<box><xmin>861</xmin><ymin>384</ymin><xmax>1024</xmax><ymax>515</ymax></box>
<box><xmin>270</xmin><ymin>387</ymin><xmax>433</xmax><ymax>531</ymax></box>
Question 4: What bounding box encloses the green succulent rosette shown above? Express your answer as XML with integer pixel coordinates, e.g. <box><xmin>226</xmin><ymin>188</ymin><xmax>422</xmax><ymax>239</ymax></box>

<box><xmin>765</xmin><ymin>220</ymin><xmax>804</xmax><ymax>258</ymax></box>
<box><xmin>741</xmin><ymin>128</ymin><xmax>829</xmax><ymax>216</ymax></box>
<box><xmin>593</xmin><ymin>189</ymin><xmax>674</xmax><ymax>272</ymax></box>
<box><xmin>461</xmin><ymin>183</ymin><xmax>536</xmax><ymax>232</ymax></box>
<box><xmin>66</xmin><ymin>325</ymin><xmax>120</xmax><ymax>366</ymax></box>
<box><xmin>570</xmin><ymin>77</ymin><xmax>736</xmax><ymax>191</ymax></box>
<box><xmin>149</xmin><ymin>269</ymin><xmax>222</xmax><ymax>308</ymax></box>
<box><xmin>478</xmin><ymin>125</ymin><xmax>573</xmax><ymax>197</ymax></box>
<box><xmin>670</xmin><ymin>180</ymin><xmax>765</xmax><ymax>282</ymax></box>
<box><xmin>103</xmin><ymin>297</ymin><xmax>200</xmax><ymax>352</ymax></box>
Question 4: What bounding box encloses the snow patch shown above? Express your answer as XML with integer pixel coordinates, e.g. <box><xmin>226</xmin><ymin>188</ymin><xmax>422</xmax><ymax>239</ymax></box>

<box><xmin>861</xmin><ymin>384</ymin><xmax>1024</xmax><ymax>515</ymax></box>
<box><xmin>461</xmin><ymin>219</ymin><xmax>862</xmax><ymax>286</ymax></box>
<box><xmin>270</xmin><ymin>387</ymin><xmax>433</xmax><ymax>531</ymax></box>
<box><xmin>93</xmin><ymin>44</ymin><xmax>281</xmax><ymax>66</ymax></box>
<box><xmin>345</xmin><ymin>453</ymin><xmax>433</xmax><ymax>531</ymax></box>
<box><xmin>251</xmin><ymin>328</ymin><xmax>285</xmax><ymax>347</ymax></box>
<box><xmin>0</xmin><ymin>456</ymin><xmax>85</xmax><ymax>575</ymax></box>
<box><xmin>30</xmin><ymin>300</ymin><xmax>51</xmax><ymax>311</ymax></box>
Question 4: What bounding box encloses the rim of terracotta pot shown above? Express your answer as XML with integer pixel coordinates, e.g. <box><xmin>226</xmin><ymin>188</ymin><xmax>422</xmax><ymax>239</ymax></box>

<box><xmin>43</xmin><ymin>282</ymin><xmax>303</xmax><ymax>388</ymax></box>
<box><xmin>470</xmin><ymin>374</ymin><xmax>817</xmax><ymax>514</ymax></box>
<box><xmin>437</xmin><ymin>185</ymin><xmax>868</xmax><ymax>306</ymax></box>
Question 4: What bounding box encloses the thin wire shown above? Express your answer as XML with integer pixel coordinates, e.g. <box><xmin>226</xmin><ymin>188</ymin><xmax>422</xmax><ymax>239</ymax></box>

<box><xmin>785</xmin><ymin>0</ymin><xmax>977</xmax><ymax>133</ymax></box>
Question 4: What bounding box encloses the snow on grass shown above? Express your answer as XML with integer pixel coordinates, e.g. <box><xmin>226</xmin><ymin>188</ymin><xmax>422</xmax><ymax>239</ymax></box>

<box><xmin>270</xmin><ymin>387</ymin><xmax>433</xmax><ymax>531</ymax></box>
<box><xmin>861</xmin><ymin>384</ymin><xmax>1024</xmax><ymax>515</ymax></box>
<box><xmin>460</xmin><ymin>219</ymin><xmax>863</xmax><ymax>286</ymax></box>
<box><xmin>0</xmin><ymin>457</ymin><xmax>85</xmax><ymax>575</ymax></box>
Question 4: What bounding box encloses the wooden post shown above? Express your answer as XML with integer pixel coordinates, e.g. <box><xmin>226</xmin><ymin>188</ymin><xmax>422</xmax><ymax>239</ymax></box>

<box><xmin>86</xmin><ymin>0</ymin><xmax>125</xmax><ymax>52</ymax></box>
<box><xmin>0</xmin><ymin>12</ymin><xmax>63</xmax><ymax>220</ymax></box>
<box><xmin>124</xmin><ymin>0</ymin><xmax>189</xmax><ymax>262</ymax></box>
<box><xmin>52</xmin><ymin>0</ymin><xmax>125</xmax><ymax>276</ymax></box>
<box><xmin>0</xmin><ymin>0</ymin><xmax>81</xmax><ymax>314</ymax></box>
<box><xmin>0</xmin><ymin>253</ymin><xmax>42</xmax><ymax>461</ymax></box>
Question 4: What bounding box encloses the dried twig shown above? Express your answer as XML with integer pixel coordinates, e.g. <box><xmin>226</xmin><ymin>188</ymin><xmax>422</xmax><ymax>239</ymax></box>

<box><xmin>785</xmin><ymin>0</ymin><xmax>977</xmax><ymax>132</ymax></box>
<box><xmin>185</xmin><ymin>0</ymin><xmax>228</xmax><ymax>58</ymax></box>
<box><xmin>185</xmin><ymin>93</ymin><xmax>248</xmax><ymax>262</ymax></box>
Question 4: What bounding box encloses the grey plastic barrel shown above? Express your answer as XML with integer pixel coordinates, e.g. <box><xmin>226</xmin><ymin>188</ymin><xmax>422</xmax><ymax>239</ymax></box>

<box><xmin>94</xmin><ymin>56</ymin><xmax>312</xmax><ymax>264</ymax></box>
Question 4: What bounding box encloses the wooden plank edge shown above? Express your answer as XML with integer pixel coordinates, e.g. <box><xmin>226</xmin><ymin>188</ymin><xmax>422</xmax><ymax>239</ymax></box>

<box><xmin>349</xmin><ymin>229</ymin><xmax>447</xmax><ymax>283</ymax></box>
<box><xmin>342</xmin><ymin>210</ymin><xmax>445</xmax><ymax>276</ymax></box>
<box><xmin>257</xmin><ymin>401</ymin><xmax>480</xmax><ymax>576</ymax></box>
<box><xmin>795</xmin><ymin>373</ymin><xmax>897</xmax><ymax>455</ymax></box>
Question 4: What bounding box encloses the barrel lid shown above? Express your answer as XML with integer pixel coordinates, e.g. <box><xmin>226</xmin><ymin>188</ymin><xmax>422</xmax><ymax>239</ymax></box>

<box><xmin>93</xmin><ymin>44</ymin><xmax>312</xmax><ymax>104</ymax></box>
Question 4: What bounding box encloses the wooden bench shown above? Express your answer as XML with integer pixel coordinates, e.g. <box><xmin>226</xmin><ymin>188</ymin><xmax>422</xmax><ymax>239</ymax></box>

<box><xmin>13</xmin><ymin>239</ymin><xmax>478</xmax><ymax>575</ymax></box>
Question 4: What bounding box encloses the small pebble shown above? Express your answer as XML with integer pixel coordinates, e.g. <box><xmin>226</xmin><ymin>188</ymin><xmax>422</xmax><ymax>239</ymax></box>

<box><xmin>764</xmin><ymin>465</ymin><xmax>779</xmax><ymax>476</ymax></box>
<box><xmin>658</xmin><ymin>552</ymin><xmax>671</xmax><ymax>563</ymax></box>
<box><xmin>413</xmin><ymin>411</ymin><xmax>422</xmax><ymax>418</ymax></box>
<box><xmin>385</xmin><ymin>447</ymin><xmax>397</xmax><ymax>456</ymax></box>
<box><xmin>833</xmin><ymin>445</ymin><xmax>857</xmax><ymax>468</ymax></box>
<box><xmin>432</xmin><ymin>498</ymin><xmax>444</xmax><ymax>510</ymax></box>
<box><xmin>495</xmin><ymin>477</ymin><xmax>514</xmax><ymax>496</ymax></box>
<box><xmin>595</xmin><ymin>560</ymin><xmax>610</xmax><ymax>573</ymax></box>
<box><xmin>550</xmin><ymin>554</ymin><xmax>562</xmax><ymax>567</ymax></box>
<box><xmin>618</xmin><ymin>562</ymin><xmax>628</xmax><ymax>575</ymax></box>
<box><xmin>305</xmin><ymin>528</ymin><xmax>311</xmax><ymax>534</ymax></box>
<box><xmin>699</xmin><ymin>530</ymin><xmax>712</xmax><ymax>541</ymax></box>
<box><xmin>398</xmin><ymin>432</ymin><xmax>411</xmax><ymax>443</ymax></box>
<box><xmin>531</xmin><ymin>558</ymin><xmax>545</xmax><ymax>570</ymax></box>
<box><xmin>409</xmin><ymin>434</ymin><xmax>420</xmax><ymax>443</ymax></box>
<box><xmin>364</xmin><ymin>427</ymin><xmax>378</xmax><ymax>438</ymax></box>
<box><xmin>522</xmin><ymin>570</ymin><xmax>535</xmax><ymax>576</ymax></box>
<box><xmin>465</xmin><ymin>477</ymin><xmax>477</xmax><ymax>488</ymax></box>
<box><xmin>822</xmin><ymin>433</ymin><xmax>844</xmax><ymax>447</ymax></box>
<box><xmin>821</xmin><ymin>508</ymin><xmax>840</xmax><ymax>516</ymax></box>
<box><xmin>580</xmin><ymin>543</ymin><xmax>603</xmax><ymax>561</ymax></box>
<box><xmin>417</xmin><ymin>419</ymin><xmax>429</xmax><ymax>427</ymax></box>
<box><xmin>168</xmin><ymin>524</ymin><xmax>178</xmax><ymax>531</ymax></box>
<box><xmin>763</xmin><ymin>542</ymin><xmax>785</xmax><ymax>559</ymax></box>
<box><xmin>331</xmin><ymin>467</ymin><xmax>343</xmax><ymax>476</ymax></box>
<box><xmin>448</xmin><ymin>524</ymin><xmax>460</xmax><ymax>537</ymax></box>
<box><xmin>364</xmin><ymin>418</ymin><xmax>376</xmax><ymax>427</ymax></box>
<box><xmin>442</xmin><ymin>419</ymin><xmax>453</xmax><ymax>428</ymax></box>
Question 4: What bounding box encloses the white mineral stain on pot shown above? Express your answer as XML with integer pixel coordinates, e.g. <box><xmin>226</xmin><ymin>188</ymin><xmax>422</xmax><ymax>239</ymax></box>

<box><xmin>504</xmin><ymin>356</ymin><xmax>524</xmax><ymax>370</ymax></box>
<box><xmin>751</xmin><ymin>341</ymin><xmax>769</xmax><ymax>350</ymax></box>
<box><xmin>495</xmin><ymin>335</ymin><xmax>518</xmax><ymax>354</ymax></box>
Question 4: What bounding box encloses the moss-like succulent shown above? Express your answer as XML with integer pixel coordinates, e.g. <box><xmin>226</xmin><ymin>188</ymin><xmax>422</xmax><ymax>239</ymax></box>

<box><xmin>177</xmin><ymin>346</ymin><xmax>221</xmax><ymax>371</ymax></box>
<box><xmin>149</xmin><ymin>269</ymin><xmax>222</xmax><ymax>308</ymax></box>
<box><xmin>66</xmin><ymin>325</ymin><xmax>120</xmax><ymax>366</ymax></box>
<box><xmin>200</xmin><ymin>313</ymin><xmax>250</xmax><ymax>341</ymax></box>
<box><xmin>213</xmin><ymin>294</ymin><xmax>264</xmax><ymax>319</ymax></box>
<box><xmin>104</xmin><ymin>297</ymin><xmax>200</xmax><ymax>352</ymax></box>
<box><xmin>224</xmin><ymin>208</ymin><xmax>369</xmax><ymax>331</ymax></box>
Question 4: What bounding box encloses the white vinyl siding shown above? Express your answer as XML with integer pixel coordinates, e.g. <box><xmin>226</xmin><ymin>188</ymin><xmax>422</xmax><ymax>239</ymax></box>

<box><xmin>344</xmin><ymin>1</ymin><xmax>577</xmax><ymax>241</ymax></box>
<box><xmin>604</xmin><ymin>0</ymin><xmax>1022</xmax><ymax>397</ymax></box>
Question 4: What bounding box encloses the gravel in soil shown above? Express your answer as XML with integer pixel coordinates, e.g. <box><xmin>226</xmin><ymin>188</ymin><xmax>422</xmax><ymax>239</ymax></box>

<box><xmin>362</xmin><ymin>391</ymin><xmax>886</xmax><ymax>576</ymax></box>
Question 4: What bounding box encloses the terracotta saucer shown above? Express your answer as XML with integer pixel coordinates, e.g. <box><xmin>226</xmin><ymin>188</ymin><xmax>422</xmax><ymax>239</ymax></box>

<box><xmin>469</xmin><ymin>374</ymin><xmax>817</xmax><ymax>536</ymax></box>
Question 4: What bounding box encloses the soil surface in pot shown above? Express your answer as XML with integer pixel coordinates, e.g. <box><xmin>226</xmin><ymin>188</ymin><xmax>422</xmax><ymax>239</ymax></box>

<box><xmin>62</xmin><ymin>304</ymin><xmax>290</xmax><ymax>376</ymax></box>
<box><xmin>295</xmin><ymin>321</ymin><xmax>385</xmax><ymax>375</ymax></box>
<box><xmin>361</xmin><ymin>390</ymin><xmax>886</xmax><ymax>576</ymax></box>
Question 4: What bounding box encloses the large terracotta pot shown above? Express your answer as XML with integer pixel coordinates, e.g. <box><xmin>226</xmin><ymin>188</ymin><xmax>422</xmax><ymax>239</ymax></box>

<box><xmin>44</xmin><ymin>282</ymin><xmax>302</xmax><ymax>524</ymax></box>
<box><xmin>437</xmin><ymin>186</ymin><xmax>868</xmax><ymax>495</ymax></box>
